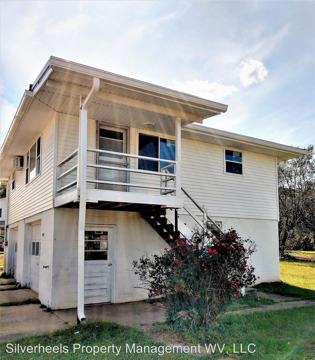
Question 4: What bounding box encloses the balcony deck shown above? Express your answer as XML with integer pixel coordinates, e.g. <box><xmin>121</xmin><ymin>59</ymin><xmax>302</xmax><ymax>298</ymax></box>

<box><xmin>54</xmin><ymin>148</ymin><xmax>182</xmax><ymax>210</ymax></box>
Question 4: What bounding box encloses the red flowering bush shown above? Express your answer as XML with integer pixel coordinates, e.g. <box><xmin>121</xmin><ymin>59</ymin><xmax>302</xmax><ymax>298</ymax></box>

<box><xmin>133</xmin><ymin>224</ymin><xmax>256</xmax><ymax>329</ymax></box>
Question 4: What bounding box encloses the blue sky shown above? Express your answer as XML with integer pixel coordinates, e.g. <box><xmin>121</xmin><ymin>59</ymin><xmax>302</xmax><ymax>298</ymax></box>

<box><xmin>0</xmin><ymin>0</ymin><xmax>314</xmax><ymax>148</ymax></box>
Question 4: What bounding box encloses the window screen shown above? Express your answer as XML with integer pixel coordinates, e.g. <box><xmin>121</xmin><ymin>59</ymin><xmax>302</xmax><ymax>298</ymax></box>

<box><xmin>225</xmin><ymin>150</ymin><xmax>243</xmax><ymax>175</ymax></box>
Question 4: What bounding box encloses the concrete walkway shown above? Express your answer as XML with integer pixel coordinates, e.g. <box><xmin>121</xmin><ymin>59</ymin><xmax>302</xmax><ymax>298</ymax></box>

<box><xmin>0</xmin><ymin>286</ymin><xmax>314</xmax><ymax>343</ymax></box>
<box><xmin>226</xmin><ymin>299</ymin><xmax>315</xmax><ymax>315</ymax></box>
<box><xmin>0</xmin><ymin>301</ymin><xmax>166</xmax><ymax>343</ymax></box>
<box><xmin>0</xmin><ymin>289</ymin><xmax>38</xmax><ymax>305</ymax></box>
<box><xmin>56</xmin><ymin>301</ymin><xmax>166</xmax><ymax>328</ymax></box>
<box><xmin>0</xmin><ymin>304</ymin><xmax>71</xmax><ymax>342</ymax></box>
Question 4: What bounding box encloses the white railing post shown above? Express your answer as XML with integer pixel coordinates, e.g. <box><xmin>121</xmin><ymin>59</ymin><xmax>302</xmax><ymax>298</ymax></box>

<box><xmin>175</xmin><ymin>117</ymin><xmax>182</xmax><ymax>196</ymax></box>
<box><xmin>77</xmin><ymin>78</ymin><xmax>100</xmax><ymax>323</ymax></box>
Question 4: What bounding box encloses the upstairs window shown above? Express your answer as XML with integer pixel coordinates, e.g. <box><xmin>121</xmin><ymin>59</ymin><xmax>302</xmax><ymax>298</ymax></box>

<box><xmin>26</xmin><ymin>138</ymin><xmax>41</xmax><ymax>184</ymax></box>
<box><xmin>11</xmin><ymin>173</ymin><xmax>15</xmax><ymax>190</ymax></box>
<box><xmin>138</xmin><ymin>133</ymin><xmax>175</xmax><ymax>173</ymax></box>
<box><xmin>225</xmin><ymin>149</ymin><xmax>243</xmax><ymax>175</ymax></box>
<box><xmin>0</xmin><ymin>208</ymin><xmax>2</xmax><ymax>218</ymax></box>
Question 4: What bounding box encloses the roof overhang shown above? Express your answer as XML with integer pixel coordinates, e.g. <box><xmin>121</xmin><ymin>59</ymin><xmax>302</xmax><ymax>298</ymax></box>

<box><xmin>0</xmin><ymin>56</ymin><xmax>310</xmax><ymax>178</ymax></box>
<box><xmin>184</xmin><ymin>124</ymin><xmax>310</xmax><ymax>161</ymax></box>
<box><xmin>0</xmin><ymin>56</ymin><xmax>228</xmax><ymax>179</ymax></box>
<box><xmin>33</xmin><ymin>56</ymin><xmax>228</xmax><ymax>124</ymax></box>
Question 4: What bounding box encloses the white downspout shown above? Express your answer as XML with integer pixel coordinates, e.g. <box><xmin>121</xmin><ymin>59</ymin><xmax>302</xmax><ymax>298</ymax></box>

<box><xmin>77</xmin><ymin>77</ymin><xmax>100</xmax><ymax>322</ymax></box>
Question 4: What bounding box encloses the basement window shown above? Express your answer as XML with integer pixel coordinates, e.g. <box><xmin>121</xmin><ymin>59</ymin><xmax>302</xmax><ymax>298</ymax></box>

<box><xmin>225</xmin><ymin>149</ymin><xmax>243</xmax><ymax>175</ymax></box>
<box><xmin>85</xmin><ymin>230</ymin><xmax>108</xmax><ymax>261</ymax></box>
<box><xmin>26</xmin><ymin>137</ymin><xmax>41</xmax><ymax>184</ymax></box>
<box><xmin>138</xmin><ymin>133</ymin><xmax>175</xmax><ymax>173</ymax></box>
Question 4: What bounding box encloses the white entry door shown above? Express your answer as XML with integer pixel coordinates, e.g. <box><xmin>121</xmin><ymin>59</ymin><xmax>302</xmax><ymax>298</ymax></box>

<box><xmin>84</xmin><ymin>228</ymin><xmax>113</xmax><ymax>304</ymax></box>
<box><xmin>97</xmin><ymin>126</ymin><xmax>127</xmax><ymax>191</ymax></box>
<box><xmin>30</xmin><ymin>223</ymin><xmax>41</xmax><ymax>293</ymax></box>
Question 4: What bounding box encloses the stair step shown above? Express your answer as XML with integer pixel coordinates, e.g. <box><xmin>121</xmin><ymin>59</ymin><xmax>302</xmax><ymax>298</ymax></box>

<box><xmin>164</xmin><ymin>224</ymin><xmax>174</xmax><ymax>232</ymax></box>
<box><xmin>157</xmin><ymin>217</ymin><xmax>168</xmax><ymax>226</ymax></box>
<box><xmin>143</xmin><ymin>207</ymin><xmax>166</xmax><ymax>217</ymax></box>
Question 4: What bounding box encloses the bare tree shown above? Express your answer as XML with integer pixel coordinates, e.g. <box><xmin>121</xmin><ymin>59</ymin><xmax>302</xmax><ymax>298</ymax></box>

<box><xmin>278</xmin><ymin>145</ymin><xmax>315</xmax><ymax>255</ymax></box>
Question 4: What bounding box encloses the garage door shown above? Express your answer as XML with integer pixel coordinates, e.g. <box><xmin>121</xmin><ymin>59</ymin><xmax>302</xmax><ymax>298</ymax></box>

<box><xmin>84</xmin><ymin>228</ymin><xmax>112</xmax><ymax>304</ymax></box>
<box><xmin>30</xmin><ymin>223</ymin><xmax>41</xmax><ymax>293</ymax></box>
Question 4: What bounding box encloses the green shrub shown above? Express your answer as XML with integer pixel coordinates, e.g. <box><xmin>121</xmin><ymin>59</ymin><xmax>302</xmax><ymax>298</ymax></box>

<box><xmin>133</xmin><ymin>224</ymin><xmax>256</xmax><ymax>329</ymax></box>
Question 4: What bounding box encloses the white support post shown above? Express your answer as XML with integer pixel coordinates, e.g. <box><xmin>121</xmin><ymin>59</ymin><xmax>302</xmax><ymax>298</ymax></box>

<box><xmin>77</xmin><ymin>107</ymin><xmax>88</xmax><ymax>322</ymax></box>
<box><xmin>76</xmin><ymin>78</ymin><xmax>100</xmax><ymax>323</ymax></box>
<box><xmin>175</xmin><ymin>117</ymin><xmax>182</xmax><ymax>196</ymax></box>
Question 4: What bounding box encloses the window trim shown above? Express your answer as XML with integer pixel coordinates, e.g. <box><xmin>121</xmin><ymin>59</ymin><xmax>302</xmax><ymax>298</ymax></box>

<box><xmin>25</xmin><ymin>137</ymin><xmax>41</xmax><ymax>185</ymax></box>
<box><xmin>137</xmin><ymin>130</ymin><xmax>176</xmax><ymax>172</ymax></box>
<box><xmin>224</xmin><ymin>147</ymin><xmax>244</xmax><ymax>176</ymax></box>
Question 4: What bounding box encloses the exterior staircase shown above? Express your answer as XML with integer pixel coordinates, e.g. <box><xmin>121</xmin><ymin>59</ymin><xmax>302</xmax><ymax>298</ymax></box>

<box><xmin>141</xmin><ymin>207</ymin><xmax>181</xmax><ymax>244</ymax></box>
<box><xmin>142</xmin><ymin>187</ymin><xmax>224</xmax><ymax>246</ymax></box>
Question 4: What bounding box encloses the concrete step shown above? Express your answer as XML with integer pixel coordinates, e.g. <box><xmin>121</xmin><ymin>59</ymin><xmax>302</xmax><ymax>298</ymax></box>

<box><xmin>0</xmin><ymin>278</ymin><xmax>16</xmax><ymax>286</ymax></box>
<box><xmin>0</xmin><ymin>284</ymin><xmax>18</xmax><ymax>291</ymax></box>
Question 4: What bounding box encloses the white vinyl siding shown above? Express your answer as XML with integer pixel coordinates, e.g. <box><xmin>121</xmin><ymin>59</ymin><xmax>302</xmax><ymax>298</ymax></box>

<box><xmin>8</xmin><ymin>119</ymin><xmax>55</xmax><ymax>224</ymax></box>
<box><xmin>181</xmin><ymin>138</ymin><xmax>278</xmax><ymax>220</ymax></box>
<box><xmin>57</xmin><ymin>114</ymin><xmax>96</xmax><ymax>191</ymax></box>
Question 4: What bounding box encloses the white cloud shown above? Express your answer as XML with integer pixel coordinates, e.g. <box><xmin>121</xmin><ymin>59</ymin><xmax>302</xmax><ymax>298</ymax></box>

<box><xmin>171</xmin><ymin>80</ymin><xmax>238</xmax><ymax>101</ymax></box>
<box><xmin>239</xmin><ymin>59</ymin><xmax>268</xmax><ymax>87</ymax></box>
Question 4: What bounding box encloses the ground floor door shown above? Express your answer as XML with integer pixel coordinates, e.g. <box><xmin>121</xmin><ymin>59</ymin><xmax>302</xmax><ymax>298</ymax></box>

<box><xmin>84</xmin><ymin>227</ymin><xmax>113</xmax><ymax>304</ymax></box>
<box><xmin>30</xmin><ymin>223</ymin><xmax>41</xmax><ymax>293</ymax></box>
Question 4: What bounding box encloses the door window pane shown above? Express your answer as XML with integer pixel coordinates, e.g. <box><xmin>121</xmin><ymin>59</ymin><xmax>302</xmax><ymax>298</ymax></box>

<box><xmin>85</xmin><ymin>230</ymin><xmax>108</xmax><ymax>260</ymax></box>
<box><xmin>138</xmin><ymin>134</ymin><xmax>158</xmax><ymax>171</ymax></box>
<box><xmin>99</xmin><ymin>128</ymin><xmax>125</xmax><ymax>162</ymax></box>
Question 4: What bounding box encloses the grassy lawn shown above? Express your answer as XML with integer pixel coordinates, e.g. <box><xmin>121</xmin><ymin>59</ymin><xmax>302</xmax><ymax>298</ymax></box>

<box><xmin>157</xmin><ymin>306</ymin><xmax>315</xmax><ymax>359</ymax></box>
<box><xmin>256</xmin><ymin>260</ymin><xmax>315</xmax><ymax>299</ymax></box>
<box><xmin>281</xmin><ymin>260</ymin><xmax>315</xmax><ymax>291</ymax></box>
<box><xmin>1</xmin><ymin>307</ymin><xmax>314</xmax><ymax>359</ymax></box>
<box><xmin>224</xmin><ymin>296</ymin><xmax>274</xmax><ymax>311</ymax></box>
<box><xmin>287</xmin><ymin>250</ymin><xmax>315</xmax><ymax>262</ymax></box>
<box><xmin>0</xmin><ymin>322</ymin><xmax>194</xmax><ymax>360</ymax></box>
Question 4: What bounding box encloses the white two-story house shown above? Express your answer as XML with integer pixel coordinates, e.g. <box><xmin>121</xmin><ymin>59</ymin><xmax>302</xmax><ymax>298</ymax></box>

<box><xmin>0</xmin><ymin>57</ymin><xmax>308</xmax><ymax>321</ymax></box>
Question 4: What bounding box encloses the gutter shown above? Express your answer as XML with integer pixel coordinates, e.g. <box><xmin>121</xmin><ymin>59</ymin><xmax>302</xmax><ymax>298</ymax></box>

<box><xmin>184</xmin><ymin>124</ymin><xmax>310</xmax><ymax>158</ymax></box>
<box><xmin>0</xmin><ymin>64</ymin><xmax>53</xmax><ymax>159</ymax></box>
<box><xmin>49</xmin><ymin>56</ymin><xmax>228</xmax><ymax>115</ymax></box>
<box><xmin>0</xmin><ymin>91</ymin><xmax>34</xmax><ymax>158</ymax></box>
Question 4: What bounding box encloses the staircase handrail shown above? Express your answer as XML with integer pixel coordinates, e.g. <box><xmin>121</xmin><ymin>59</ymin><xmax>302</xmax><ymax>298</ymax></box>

<box><xmin>181</xmin><ymin>187</ymin><xmax>224</xmax><ymax>236</ymax></box>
